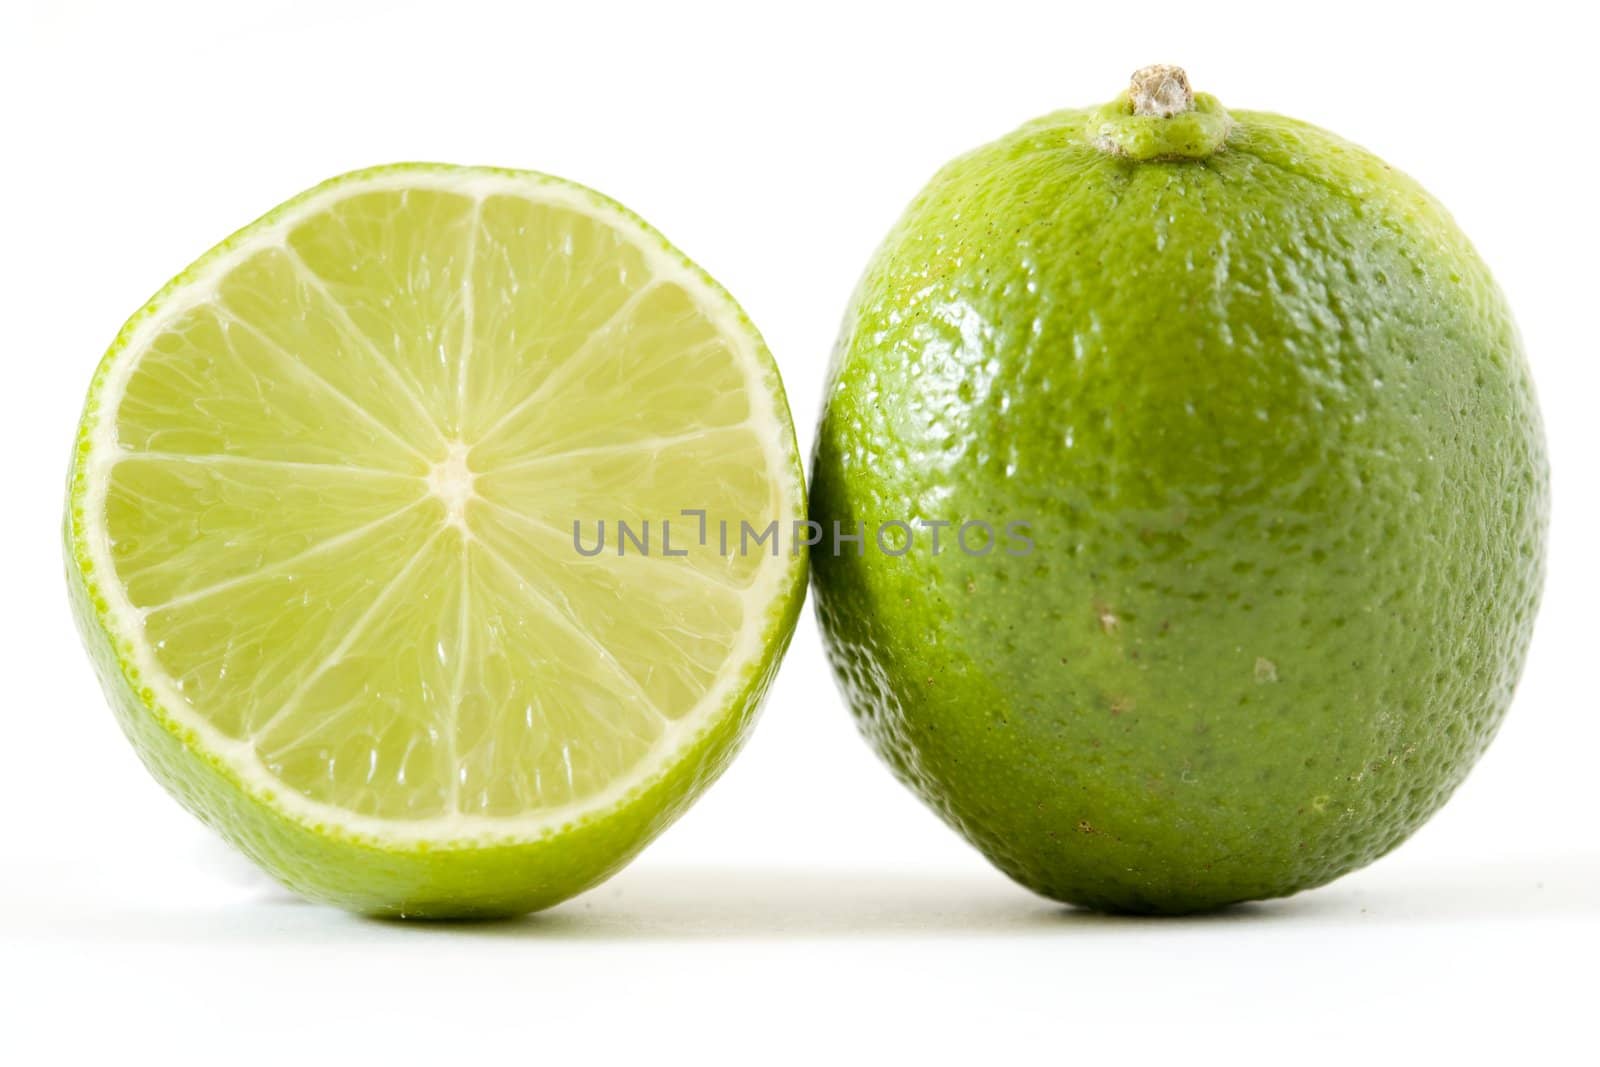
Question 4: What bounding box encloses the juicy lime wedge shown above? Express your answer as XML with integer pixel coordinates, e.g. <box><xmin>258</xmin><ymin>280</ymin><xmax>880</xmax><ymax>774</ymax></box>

<box><xmin>66</xmin><ymin>164</ymin><xmax>806</xmax><ymax>917</ymax></box>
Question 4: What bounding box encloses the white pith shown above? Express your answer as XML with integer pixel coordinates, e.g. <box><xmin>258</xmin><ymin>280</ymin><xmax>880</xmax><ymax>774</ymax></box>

<box><xmin>77</xmin><ymin>168</ymin><xmax>801</xmax><ymax>846</ymax></box>
<box><xmin>427</xmin><ymin>442</ymin><xmax>475</xmax><ymax>529</ymax></box>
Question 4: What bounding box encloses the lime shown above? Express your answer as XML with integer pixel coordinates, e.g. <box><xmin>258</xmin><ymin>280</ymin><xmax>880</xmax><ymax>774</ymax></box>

<box><xmin>66</xmin><ymin>164</ymin><xmax>806</xmax><ymax>918</ymax></box>
<box><xmin>811</xmin><ymin>67</ymin><xmax>1549</xmax><ymax>913</ymax></box>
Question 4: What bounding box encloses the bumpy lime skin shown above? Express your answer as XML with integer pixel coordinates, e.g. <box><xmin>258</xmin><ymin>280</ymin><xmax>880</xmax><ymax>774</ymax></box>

<box><xmin>64</xmin><ymin>164</ymin><xmax>809</xmax><ymax>919</ymax></box>
<box><xmin>811</xmin><ymin>104</ymin><xmax>1548</xmax><ymax>914</ymax></box>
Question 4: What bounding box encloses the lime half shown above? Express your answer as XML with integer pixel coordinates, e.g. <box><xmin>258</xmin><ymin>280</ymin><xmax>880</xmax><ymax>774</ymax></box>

<box><xmin>66</xmin><ymin>164</ymin><xmax>806</xmax><ymax>917</ymax></box>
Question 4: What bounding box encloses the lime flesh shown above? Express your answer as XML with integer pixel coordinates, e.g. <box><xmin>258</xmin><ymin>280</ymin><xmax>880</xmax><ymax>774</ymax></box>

<box><xmin>67</xmin><ymin>164</ymin><xmax>806</xmax><ymax>917</ymax></box>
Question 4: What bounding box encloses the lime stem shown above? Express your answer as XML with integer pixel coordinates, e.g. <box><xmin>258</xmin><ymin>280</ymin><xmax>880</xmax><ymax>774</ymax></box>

<box><xmin>1129</xmin><ymin>65</ymin><xmax>1194</xmax><ymax>118</ymax></box>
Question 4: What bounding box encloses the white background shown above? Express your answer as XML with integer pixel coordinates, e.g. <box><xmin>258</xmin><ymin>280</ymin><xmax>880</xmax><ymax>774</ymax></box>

<box><xmin>3</xmin><ymin>1</ymin><xmax>1597</xmax><ymax>1062</ymax></box>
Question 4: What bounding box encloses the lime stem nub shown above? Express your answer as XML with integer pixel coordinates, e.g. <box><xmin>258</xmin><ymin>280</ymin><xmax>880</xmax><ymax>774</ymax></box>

<box><xmin>1129</xmin><ymin>65</ymin><xmax>1194</xmax><ymax>118</ymax></box>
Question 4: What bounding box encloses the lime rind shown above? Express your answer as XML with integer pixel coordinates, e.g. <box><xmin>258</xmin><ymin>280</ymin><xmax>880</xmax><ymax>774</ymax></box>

<box><xmin>1087</xmin><ymin>92</ymin><xmax>1235</xmax><ymax>161</ymax></box>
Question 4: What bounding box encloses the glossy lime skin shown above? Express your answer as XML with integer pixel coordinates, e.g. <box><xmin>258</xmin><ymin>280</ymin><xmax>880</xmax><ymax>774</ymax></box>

<box><xmin>811</xmin><ymin>101</ymin><xmax>1548</xmax><ymax>913</ymax></box>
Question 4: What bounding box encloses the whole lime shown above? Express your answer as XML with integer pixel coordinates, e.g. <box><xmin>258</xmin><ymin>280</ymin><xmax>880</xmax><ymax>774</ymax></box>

<box><xmin>810</xmin><ymin>66</ymin><xmax>1548</xmax><ymax>913</ymax></box>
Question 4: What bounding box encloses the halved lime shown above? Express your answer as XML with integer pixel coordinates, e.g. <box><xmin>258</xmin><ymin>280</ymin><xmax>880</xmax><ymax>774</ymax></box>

<box><xmin>65</xmin><ymin>164</ymin><xmax>807</xmax><ymax>918</ymax></box>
